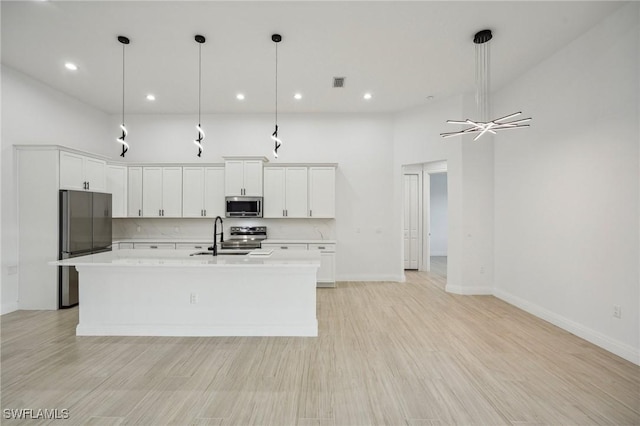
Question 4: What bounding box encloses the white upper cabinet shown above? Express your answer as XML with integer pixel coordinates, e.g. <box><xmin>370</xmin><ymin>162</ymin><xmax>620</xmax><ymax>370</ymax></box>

<box><xmin>142</xmin><ymin>167</ymin><xmax>182</xmax><ymax>217</ymax></box>
<box><xmin>286</xmin><ymin>167</ymin><xmax>309</xmax><ymax>218</ymax></box>
<box><xmin>263</xmin><ymin>168</ymin><xmax>286</xmax><ymax>217</ymax></box>
<box><xmin>106</xmin><ymin>165</ymin><xmax>127</xmax><ymax>218</ymax></box>
<box><xmin>127</xmin><ymin>167</ymin><xmax>143</xmax><ymax>217</ymax></box>
<box><xmin>182</xmin><ymin>166</ymin><xmax>225</xmax><ymax>218</ymax></box>
<box><xmin>182</xmin><ymin>167</ymin><xmax>205</xmax><ymax>217</ymax></box>
<box><xmin>264</xmin><ymin>167</ymin><xmax>309</xmax><ymax>218</ymax></box>
<box><xmin>203</xmin><ymin>167</ymin><xmax>225</xmax><ymax>217</ymax></box>
<box><xmin>59</xmin><ymin>151</ymin><xmax>106</xmax><ymax>192</ymax></box>
<box><xmin>224</xmin><ymin>158</ymin><xmax>265</xmax><ymax>196</ymax></box>
<box><xmin>308</xmin><ymin>167</ymin><xmax>336</xmax><ymax>218</ymax></box>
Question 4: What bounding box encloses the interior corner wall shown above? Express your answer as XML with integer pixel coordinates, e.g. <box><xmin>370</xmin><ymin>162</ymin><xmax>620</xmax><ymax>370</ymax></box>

<box><xmin>1</xmin><ymin>66</ymin><xmax>111</xmax><ymax>314</ymax></box>
<box><xmin>110</xmin><ymin>112</ymin><xmax>399</xmax><ymax>282</ymax></box>
<box><xmin>492</xmin><ymin>3</ymin><xmax>640</xmax><ymax>364</ymax></box>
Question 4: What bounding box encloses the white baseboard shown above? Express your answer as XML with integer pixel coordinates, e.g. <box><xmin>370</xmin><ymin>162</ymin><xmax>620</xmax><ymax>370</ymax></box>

<box><xmin>337</xmin><ymin>274</ymin><xmax>405</xmax><ymax>282</ymax></box>
<box><xmin>494</xmin><ymin>289</ymin><xmax>640</xmax><ymax>366</ymax></box>
<box><xmin>445</xmin><ymin>284</ymin><xmax>493</xmax><ymax>295</ymax></box>
<box><xmin>1</xmin><ymin>302</ymin><xmax>19</xmax><ymax>315</ymax></box>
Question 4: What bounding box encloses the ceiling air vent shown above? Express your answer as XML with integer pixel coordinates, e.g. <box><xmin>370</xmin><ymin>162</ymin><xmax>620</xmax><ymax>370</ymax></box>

<box><xmin>333</xmin><ymin>77</ymin><xmax>345</xmax><ymax>88</ymax></box>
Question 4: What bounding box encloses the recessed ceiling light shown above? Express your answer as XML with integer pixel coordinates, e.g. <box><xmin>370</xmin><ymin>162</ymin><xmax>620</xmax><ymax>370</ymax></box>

<box><xmin>146</xmin><ymin>94</ymin><xmax>156</xmax><ymax>101</ymax></box>
<box><xmin>426</xmin><ymin>95</ymin><xmax>434</xmax><ymax>100</ymax></box>
<box><xmin>294</xmin><ymin>93</ymin><xmax>302</xmax><ymax>100</ymax></box>
<box><xmin>64</xmin><ymin>62</ymin><xmax>78</xmax><ymax>71</ymax></box>
<box><xmin>236</xmin><ymin>93</ymin><xmax>245</xmax><ymax>100</ymax></box>
<box><xmin>363</xmin><ymin>93</ymin><xmax>372</xmax><ymax>100</ymax></box>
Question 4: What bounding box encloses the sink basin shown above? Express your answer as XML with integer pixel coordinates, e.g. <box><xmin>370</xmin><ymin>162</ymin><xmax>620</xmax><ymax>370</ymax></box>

<box><xmin>190</xmin><ymin>251</ymin><xmax>249</xmax><ymax>256</ymax></box>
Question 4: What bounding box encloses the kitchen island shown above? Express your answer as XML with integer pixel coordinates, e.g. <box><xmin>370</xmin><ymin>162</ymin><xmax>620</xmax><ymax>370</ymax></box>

<box><xmin>52</xmin><ymin>249</ymin><xmax>320</xmax><ymax>337</ymax></box>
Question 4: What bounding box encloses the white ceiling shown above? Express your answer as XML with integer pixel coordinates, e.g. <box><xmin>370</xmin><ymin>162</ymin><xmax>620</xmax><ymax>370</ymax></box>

<box><xmin>1</xmin><ymin>1</ymin><xmax>622</xmax><ymax>115</ymax></box>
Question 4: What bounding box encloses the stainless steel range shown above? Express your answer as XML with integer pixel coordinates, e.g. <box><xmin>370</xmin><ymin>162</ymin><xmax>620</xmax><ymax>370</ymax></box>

<box><xmin>220</xmin><ymin>226</ymin><xmax>267</xmax><ymax>253</ymax></box>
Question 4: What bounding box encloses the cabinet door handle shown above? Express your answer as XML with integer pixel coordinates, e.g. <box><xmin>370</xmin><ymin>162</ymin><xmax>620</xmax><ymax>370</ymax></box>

<box><xmin>162</xmin><ymin>209</ymin><xmax>165</xmax><ymax>216</ymax></box>
<box><xmin>204</xmin><ymin>209</ymin><xmax>207</xmax><ymax>216</ymax></box>
<box><xmin>138</xmin><ymin>209</ymin><xmax>141</xmax><ymax>217</ymax></box>
<box><xmin>281</xmin><ymin>246</ymin><xmax>288</xmax><ymax>249</ymax></box>
<box><xmin>159</xmin><ymin>209</ymin><xmax>161</xmax><ymax>216</ymax></box>
<box><xmin>87</xmin><ymin>182</ymin><xmax>90</xmax><ymax>190</ymax></box>
<box><xmin>318</xmin><ymin>246</ymin><xmax>326</xmax><ymax>250</ymax></box>
<box><xmin>150</xmin><ymin>245</ymin><xmax>158</xmax><ymax>249</ymax></box>
<box><xmin>310</xmin><ymin>209</ymin><xmax>313</xmax><ymax>217</ymax></box>
<box><xmin>195</xmin><ymin>246</ymin><xmax>202</xmax><ymax>249</ymax></box>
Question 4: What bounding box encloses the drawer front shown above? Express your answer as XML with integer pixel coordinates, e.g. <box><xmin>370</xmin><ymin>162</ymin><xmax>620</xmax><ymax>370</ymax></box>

<box><xmin>133</xmin><ymin>243</ymin><xmax>176</xmax><ymax>250</ymax></box>
<box><xmin>175</xmin><ymin>243</ymin><xmax>209</xmax><ymax>250</ymax></box>
<box><xmin>261</xmin><ymin>243</ymin><xmax>308</xmax><ymax>251</ymax></box>
<box><xmin>308</xmin><ymin>243</ymin><xmax>335</xmax><ymax>252</ymax></box>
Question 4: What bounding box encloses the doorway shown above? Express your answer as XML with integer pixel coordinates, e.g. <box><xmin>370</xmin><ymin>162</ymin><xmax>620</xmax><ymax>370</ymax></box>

<box><xmin>402</xmin><ymin>161</ymin><xmax>448</xmax><ymax>274</ymax></box>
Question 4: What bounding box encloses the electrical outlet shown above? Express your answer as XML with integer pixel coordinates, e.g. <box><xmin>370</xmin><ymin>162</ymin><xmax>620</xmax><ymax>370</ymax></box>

<box><xmin>613</xmin><ymin>305</ymin><xmax>622</xmax><ymax>319</ymax></box>
<box><xmin>190</xmin><ymin>293</ymin><xmax>198</xmax><ymax>304</ymax></box>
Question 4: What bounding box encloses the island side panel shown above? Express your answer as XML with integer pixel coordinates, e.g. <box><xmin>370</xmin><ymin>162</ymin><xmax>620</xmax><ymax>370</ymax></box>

<box><xmin>75</xmin><ymin>265</ymin><xmax>318</xmax><ymax>336</ymax></box>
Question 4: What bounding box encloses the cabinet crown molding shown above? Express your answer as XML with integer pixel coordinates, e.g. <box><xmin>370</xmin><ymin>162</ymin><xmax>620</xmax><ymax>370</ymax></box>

<box><xmin>222</xmin><ymin>156</ymin><xmax>268</xmax><ymax>163</ymax></box>
<box><xmin>264</xmin><ymin>163</ymin><xmax>338</xmax><ymax>168</ymax></box>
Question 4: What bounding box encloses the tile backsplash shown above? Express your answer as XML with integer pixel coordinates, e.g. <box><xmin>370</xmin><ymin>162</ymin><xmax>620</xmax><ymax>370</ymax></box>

<box><xmin>113</xmin><ymin>218</ymin><xmax>335</xmax><ymax>241</ymax></box>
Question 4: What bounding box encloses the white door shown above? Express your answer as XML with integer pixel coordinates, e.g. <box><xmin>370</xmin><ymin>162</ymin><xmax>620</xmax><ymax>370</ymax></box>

<box><xmin>182</xmin><ymin>167</ymin><xmax>205</xmax><ymax>217</ymax></box>
<box><xmin>127</xmin><ymin>167</ymin><xmax>143</xmax><ymax>217</ymax></box>
<box><xmin>285</xmin><ymin>167</ymin><xmax>308</xmax><ymax>218</ymax></box>
<box><xmin>204</xmin><ymin>167</ymin><xmax>225</xmax><ymax>217</ymax></box>
<box><xmin>404</xmin><ymin>174</ymin><xmax>419</xmax><ymax>269</ymax></box>
<box><xmin>263</xmin><ymin>167</ymin><xmax>285</xmax><ymax>218</ymax></box>
<box><xmin>243</xmin><ymin>160</ymin><xmax>264</xmax><ymax>196</ymax></box>
<box><xmin>142</xmin><ymin>167</ymin><xmax>163</xmax><ymax>217</ymax></box>
<box><xmin>224</xmin><ymin>160</ymin><xmax>244</xmax><ymax>196</ymax></box>
<box><xmin>106</xmin><ymin>165</ymin><xmax>127</xmax><ymax>218</ymax></box>
<box><xmin>84</xmin><ymin>157</ymin><xmax>106</xmax><ymax>192</ymax></box>
<box><xmin>308</xmin><ymin>167</ymin><xmax>335</xmax><ymax>218</ymax></box>
<box><xmin>59</xmin><ymin>151</ymin><xmax>85</xmax><ymax>190</ymax></box>
<box><xmin>162</xmin><ymin>167</ymin><xmax>183</xmax><ymax>217</ymax></box>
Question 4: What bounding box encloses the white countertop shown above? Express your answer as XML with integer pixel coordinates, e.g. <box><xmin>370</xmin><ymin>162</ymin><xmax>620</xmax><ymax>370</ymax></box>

<box><xmin>51</xmin><ymin>249</ymin><xmax>320</xmax><ymax>268</ymax></box>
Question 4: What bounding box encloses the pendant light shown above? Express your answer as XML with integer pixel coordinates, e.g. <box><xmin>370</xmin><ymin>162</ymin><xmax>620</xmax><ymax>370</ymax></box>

<box><xmin>194</xmin><ymin>34</ymin><xmax>206</xmax><ymax>157</ymax></box>
<box><xmin>116</xmin><ymin>36</ymin><xmax>130</xmax><ymax>157</ymax></box>
<box><xmin>271</xmin><ymin>34</ymin><xmax>282</xmax><ymax>158</ymax></box>
<box><xmin>441</xmin><ymin>29</ymin><xmax>531</xmax><ymax>141</ymax></box>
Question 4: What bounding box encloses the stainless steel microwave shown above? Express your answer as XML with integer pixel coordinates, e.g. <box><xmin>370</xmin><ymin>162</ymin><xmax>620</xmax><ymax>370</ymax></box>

<box><xmin>225</xmin><ymin>196</ymin><xmax>263</xmax><ymax>218</ymax></box>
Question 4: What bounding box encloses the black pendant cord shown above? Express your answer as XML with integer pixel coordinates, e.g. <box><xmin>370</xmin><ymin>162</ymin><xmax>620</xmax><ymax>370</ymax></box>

<box><xmin>271</xmin><ymin>34</ymin><xmax>282</xmax><ymax>158</ymax></box>
<box><xmin>118</xmin><ymin>38</ymin><xmax>128</xmax><ymax>157</ymax></box>
<box><xmin>197</xmin><ymin>41</ymin><xmax>203</xmax><ymax>157</ymax></box>
<box><xmin>121</xmin><ymin>43</ymin><xmax>126</xmax><ymax>157</ymax></box>
<box><xmin>194</xmin><ymin>34</ymin><xmax>205</xmax><ymax>158</ymax></box>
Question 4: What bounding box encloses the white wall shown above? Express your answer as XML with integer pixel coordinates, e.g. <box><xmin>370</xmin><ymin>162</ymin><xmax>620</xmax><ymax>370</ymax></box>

<box><xmin>492</xmin><ymin>3</ymin><xmax>639</xmax><ymax>364</ymax></box>
<box><xmin>112</xmin><ymin>112</ymin><xmax>400</xmax><ymax>281</ymax></box>
<box><xmin>1</xmin><ymin>66</ymin><xmax>111</xmax><ymax>314</ymax></box>
<box><xmin>430</xmin><ymin>173</ymin><xmax>448</xmax><ymax>256</ymax></box>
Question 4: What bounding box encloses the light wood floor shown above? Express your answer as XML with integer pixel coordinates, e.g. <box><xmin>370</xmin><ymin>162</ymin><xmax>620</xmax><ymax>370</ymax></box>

<box><xmin>2</xmin><ymin>269</ymin><xmax>639</xmax><ymax>425</ymax></box>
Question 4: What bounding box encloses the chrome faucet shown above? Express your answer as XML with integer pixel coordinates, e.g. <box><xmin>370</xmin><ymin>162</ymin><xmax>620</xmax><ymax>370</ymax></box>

<box><xmin>212</xmin><ymin>216</ymin><xmax>224</xmax><ymax>256</ymax></box>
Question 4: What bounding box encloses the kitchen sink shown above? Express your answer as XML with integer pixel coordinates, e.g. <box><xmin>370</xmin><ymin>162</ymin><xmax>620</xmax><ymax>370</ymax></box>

<box><xmin>190</xmin><ymin>251</ymin><xmax>249</xmax><ymax>256</ymax></box>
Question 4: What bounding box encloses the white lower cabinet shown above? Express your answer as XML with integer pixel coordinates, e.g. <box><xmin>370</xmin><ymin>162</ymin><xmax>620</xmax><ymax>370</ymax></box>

<box><xmin>176</xmin><ymin>243</ymin><xmax>209</xmax><ymax>250</ymax></box>
<box><xmin>133</xmin><ymin>243</ymin><xmax>176</xmax><ymax>249</ymax></box>
<box><xmin>308</xmin><ymin>244</ymin><xmax>336</xmax><ymax>287</ymax></box>
<box><xmin>261</xmin><ymin>243</ymin><xmax>308</xmax><ymax>251</ymax></box>
<box><xmin>262</xmin><ymin>242</ymin><xmax>336</xmax><ymax>286</ymax></box>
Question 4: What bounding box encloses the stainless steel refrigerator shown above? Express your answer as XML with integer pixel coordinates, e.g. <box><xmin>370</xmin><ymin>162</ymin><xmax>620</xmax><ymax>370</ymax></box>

<box><xmin>59</xmin><ymin>190</ymin><xmax>112</xmax><ymax>308</ymax></box>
